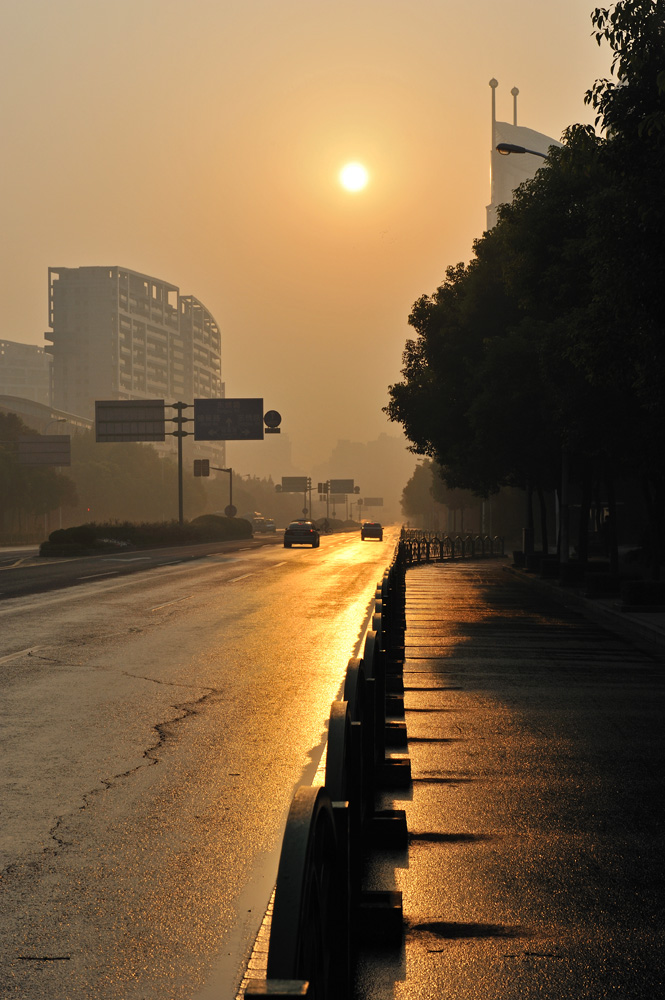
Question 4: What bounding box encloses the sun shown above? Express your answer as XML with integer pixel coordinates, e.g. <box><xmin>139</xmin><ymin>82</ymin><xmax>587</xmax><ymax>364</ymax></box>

<box><xmin>339</xmin><ymin>162</ymin><xmax>369</xmax><ymax>192</ymax></box>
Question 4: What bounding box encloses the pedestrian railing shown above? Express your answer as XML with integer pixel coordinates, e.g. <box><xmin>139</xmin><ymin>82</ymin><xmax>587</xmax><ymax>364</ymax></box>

<box><xmin>400</xmin><ymin>529</ymin><xmax>504</xmax><ymax>564</ymax></box>
<box><xmin>245</xmin><ymin>543</ymin><xmax>409</xmax><ymax>999</ymax></box>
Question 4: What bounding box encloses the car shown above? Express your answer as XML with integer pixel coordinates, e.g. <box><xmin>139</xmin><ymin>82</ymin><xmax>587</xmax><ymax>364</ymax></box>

<box><xmin>284</xmin><ymin>520</ymin><xmax>320</xmax><ymax>548</ymax></box>
<box><xmin>361</xmin><ymin>521</ymin><xmax>383</xmax><ymax>541</ymax></box>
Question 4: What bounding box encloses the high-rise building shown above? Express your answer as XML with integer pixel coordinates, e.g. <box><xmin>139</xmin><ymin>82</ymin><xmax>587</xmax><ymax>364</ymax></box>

<box><xmin>486</xmin><ymin>80</ymin><xmax>561</xmax><ymax>229</ymax></box>
<box><xmin>0</xmin><ymin>340</ymin><xmax>52</xmax><ymax>406</ymax></box>
<box><xmin>45</xmin><ymin>266</ymin><xmax>223</xmax><ymax>417</ymax></box>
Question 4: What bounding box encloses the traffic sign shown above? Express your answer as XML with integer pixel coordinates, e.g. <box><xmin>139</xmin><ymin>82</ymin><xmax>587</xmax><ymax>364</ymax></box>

<box><xmin>264</xmin><ymin>409</ymin><xmax>281</xmax><ymax>434</ymax></box>
<box><xmin>364</xmin><ymin>497</ymin><xmax>384</xmax><ymax>506</ymax></box>
<box><xmin>225</xmin><ymin>504</ymin><xmax>237</xmax><ymax>517</ymax></box>
<box><xmin>330</xmin><ymin>479</ymin><xmax>354</xmax><ymax>494</ymax></box>
<box><xmin>95</xmin><ymin>399</ymin><xmax>165</xmax><ymax>442</ymax></box>
<box><xmin>281</xmin><ymin>476</ymin><xmax>309</xmax><ymax>492</ymax></box>
<box><xmin>17</xmin><ymin>435</ymin><xmax>71</xmax><ymax>466</ymax></box>
<box><xmin>194</xmin><ymin>398</ymin><xmax>264</xmax><ymax>440</ymax></box>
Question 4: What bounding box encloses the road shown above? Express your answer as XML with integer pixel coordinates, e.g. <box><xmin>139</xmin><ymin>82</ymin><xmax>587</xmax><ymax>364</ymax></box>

<box><xmin>0</xmin><ymin>528</ymin><xmax>397</xmax><ymax>1000</ymax></box>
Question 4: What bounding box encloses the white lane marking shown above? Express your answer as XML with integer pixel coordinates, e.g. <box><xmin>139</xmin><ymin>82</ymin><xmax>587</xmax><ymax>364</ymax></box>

<box><xmin>229</xmin><ymin>573</ymin><xmax>254</xmax><ymax>583</ymax></box>
<box><xmin>150</xmin><ymin>595</ymin><xmax>195</xmax><ymax>611</ymax></box>
<box><xmin>78</xmin><ymin>572</ymin><xmax>119</xmax><ymax>580</ymax></box>
<box><xmin>0</xmin><ymin>646</ymin><xmax>43</xmax><ymax>665</ymax></box>
<box><xmin>270</xmin><ymin>561</ymin><xmax>287</xmax><ymax>569</ymax></box>
<box><xmin>101</xmin><ymin>556</ymin><xmax>152</xmax><ymax>563</ymax></box>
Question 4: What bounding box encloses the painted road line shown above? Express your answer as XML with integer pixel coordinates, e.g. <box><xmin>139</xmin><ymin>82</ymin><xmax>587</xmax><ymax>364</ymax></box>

<box><xmin>150</xmin><ymin>595</ymin><xmax>195</xmax><ymax>612</ymax></box>
<box><xmin>78</xmin><ymin>572</ymin><xmax>119</xmax><ymax>580</ymax></box>
<box><xmin>0</xmin><ymin>646</ymin><xmax>43</xmax><ymax>665</ymax></box>
<box><xmin>229</xmin><ymin>573</ymin><xmax>254</xmax><ymax>583</ymax></box>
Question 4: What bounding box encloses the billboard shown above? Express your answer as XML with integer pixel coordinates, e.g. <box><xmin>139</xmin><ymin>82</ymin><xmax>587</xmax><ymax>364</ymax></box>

<box><xmin>17</xmin><ymin>435</ymin><xmax>71</xmax><ymax>466</ymax></box>
<box><xmin>194</xmin><ymin>398</ymin><xmax>264</xmax><ymax>440</ymax></box>
<box><xmin>96</xmin><ymin>400</ymin><xmax>165</xmax><ymax>442</ymax></box>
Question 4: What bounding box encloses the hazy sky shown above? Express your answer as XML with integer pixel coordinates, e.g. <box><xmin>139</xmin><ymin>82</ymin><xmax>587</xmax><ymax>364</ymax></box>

<box><xmin>0</xmin><ymin>0</ymin><xmax>611</xmax><ymax>472</ymax></box>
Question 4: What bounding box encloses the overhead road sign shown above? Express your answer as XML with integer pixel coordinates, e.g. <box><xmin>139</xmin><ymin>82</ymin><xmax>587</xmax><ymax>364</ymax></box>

<box><xmin>363</xmin><ymin>497</ymin><xmax>383</xmax><ymax>506</ymax></box>
<box><xmin>17</xmin><ymin>435</ymin><xmax>71</xmax><ymax>466</ymax></box>
<box><xmin>194</xmin><ymin>398</ymin><xmax>264</xmax><ymax>440</ymax></box>
<box><xmin>281</xmin><ymin>476</ymin><xmax>309</xmax><ymax>493</ymax></box>
<box><xmin>330</xmin><ymin>494</ymin><xmax>347</xmax><ymax>504</ymax></box>
<box><xmin>96</xmin><ymin>400</ymin><xmax>165</xmax><ymax>442</ymax></box>
<box><xmin>329</xmin><ymin>479</ymin><xmax>355</xmax><ymax>494</ymax></box>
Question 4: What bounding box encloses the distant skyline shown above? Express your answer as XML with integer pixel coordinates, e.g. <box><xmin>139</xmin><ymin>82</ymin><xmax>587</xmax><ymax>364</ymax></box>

<box><xmin>0</xmin><ymin>1</ymin><xmax>611</xmax><ymax>471</ymax></box>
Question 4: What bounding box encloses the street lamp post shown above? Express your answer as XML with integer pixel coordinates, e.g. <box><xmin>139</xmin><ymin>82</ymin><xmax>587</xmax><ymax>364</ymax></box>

<box><xmin>496</xmin><ymin>142</ymin><xmax>548</xmax><ymax>159</ymax></box>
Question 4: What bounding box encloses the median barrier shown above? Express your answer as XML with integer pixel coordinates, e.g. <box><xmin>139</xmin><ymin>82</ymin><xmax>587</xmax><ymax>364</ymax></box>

<box><xmin>247</xmin><ymin>542</ymin><xmax>409</xmax><ymax>996</ymax></box>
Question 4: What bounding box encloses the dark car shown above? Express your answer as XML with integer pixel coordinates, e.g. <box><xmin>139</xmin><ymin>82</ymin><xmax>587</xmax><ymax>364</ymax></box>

<box><xmin>361</xmin><ymin>521</ymin><xmax>383</xmax><ymax>541</ymax></box>
<box><xmin>284</xmin><ymin>520</ymin><xmax>320</xmax><ymax>548</ymax></box>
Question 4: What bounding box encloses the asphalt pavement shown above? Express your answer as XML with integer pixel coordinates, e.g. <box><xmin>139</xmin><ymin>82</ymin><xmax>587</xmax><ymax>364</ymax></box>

<box><xmin>352</xmin><ymin>559</ymin><xmax>665</xmax><ymax>999</ymax></box>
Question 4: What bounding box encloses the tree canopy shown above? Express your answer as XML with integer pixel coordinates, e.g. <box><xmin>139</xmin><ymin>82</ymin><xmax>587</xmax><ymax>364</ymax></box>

<box><xmin>386</xmin><ymin>1</ymin><xmax>665</xmax><ymax>567</ymax></box>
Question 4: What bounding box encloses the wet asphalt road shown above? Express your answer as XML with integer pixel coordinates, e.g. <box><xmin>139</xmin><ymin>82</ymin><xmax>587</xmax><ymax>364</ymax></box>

<box><xmin>0</xmin><ymin>530</ymin><xmax>398</xmax><ymax>1000</ymax></box>
<box><xmin>356</xmin><ymin>562</ymin><xmax>665</xmax><ymax>1000</ymax></box>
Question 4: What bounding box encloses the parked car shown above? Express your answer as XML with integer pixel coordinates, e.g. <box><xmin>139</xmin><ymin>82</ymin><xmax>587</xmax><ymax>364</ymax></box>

<box><xmin>284</xmin><ymin>520</ymin><xmax>320</xmax><ymax>548</ymax></box>
<box><xmin>361</xmin><ymin>521</ymin><xmax>383</xmax><ymax>541</ymax></box>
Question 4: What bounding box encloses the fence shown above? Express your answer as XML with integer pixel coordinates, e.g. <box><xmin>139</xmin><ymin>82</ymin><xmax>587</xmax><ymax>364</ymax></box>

<box><xmin>245</xmin><ymin>543</ymin><xmax>409</xmax><ymax>999</ymax></box>
<box><xmin>400</xmin><ymin>529</ymin><xmax>504</xmax><ymax>564</ymax></box>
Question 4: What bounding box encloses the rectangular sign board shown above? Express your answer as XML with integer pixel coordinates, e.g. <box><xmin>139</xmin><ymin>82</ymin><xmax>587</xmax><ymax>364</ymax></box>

<box><xmin>96</xmin><ymin>399</ymin><xmax>165</xmax><ymax>442</ymax></box>
<box><xmin>330</xmin><ymin>494</ymin><xmax>347</xmax><ymax>504</ymax></box>
<box><xmin>281</xmin><ymin>476</ymin><xmax>308</xmax><ymax>493</ymax></box>
<box><xmin>363</xmin><ymin>497</ymin><xmax>384</xmax><ymax>506</ymax></box>
<box><xmin>194</xmin><ymin>398</ymin><xmax>264</xmax><ymax>441</ymax></box>
<box><xmin>329</xmin><ymin>479</ymin><xmax>354</xmax><ymax>495</ymax></box>
<box><xmin>17</xmin><ymin>435</ymin><xmax>71</xmax><ymax>466</ymax></box>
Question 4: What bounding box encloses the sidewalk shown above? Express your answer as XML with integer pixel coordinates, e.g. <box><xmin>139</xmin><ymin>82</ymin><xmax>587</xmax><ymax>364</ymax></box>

<box><xmin>354</xmin><ymin>559</ymin><xmax>665</xmax><ymax>999</ymax></box>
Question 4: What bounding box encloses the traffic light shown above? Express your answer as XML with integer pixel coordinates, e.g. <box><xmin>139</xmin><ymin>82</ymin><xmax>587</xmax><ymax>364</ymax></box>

<box><xmin>194</xmin><ymin>459</ymin><xmax>210</xmax><ymax>477</ymax></box>
<box><xmin>317</xmin><ymin>482</ymin><xmax>329</xmax><ymax>494</ymax></box>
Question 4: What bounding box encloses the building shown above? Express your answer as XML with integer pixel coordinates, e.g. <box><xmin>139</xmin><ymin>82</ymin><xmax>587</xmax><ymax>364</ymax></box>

<box><xmin>486</xmin><ymin>80</ymin><xmax>561</xmax><ymax>229</ymax></box>
<box><xmin>0</xmin><ymin>340</ymin><xmax>52</xmax><ymax>406</ymax></box>
<box><xmin>46</xmin><ymin>266</ymin><xmax>223</xmax><ymax>417</ymax></box>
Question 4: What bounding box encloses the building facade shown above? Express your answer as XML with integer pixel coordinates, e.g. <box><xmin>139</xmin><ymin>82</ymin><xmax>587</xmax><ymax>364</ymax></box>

<box><xmin>0</xmin><ymin>340</ymin><xmax>52</xmax><ymax>406</ymax></box>
<box><xmin>46</xmin><ymin>267</ymin><xmax>223</xmax><ymax>417</ymax></box>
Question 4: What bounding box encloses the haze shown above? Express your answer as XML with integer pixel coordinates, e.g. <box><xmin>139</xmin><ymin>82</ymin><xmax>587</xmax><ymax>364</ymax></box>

<box><xmin>0</xmin><ymin>0</ymin><xmax>609</xmax><ymax>482</ymax></box>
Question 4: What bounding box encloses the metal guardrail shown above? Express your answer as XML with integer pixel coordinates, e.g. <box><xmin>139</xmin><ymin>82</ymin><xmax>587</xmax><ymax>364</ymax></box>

<box><xmin>245</xmin><ymin>543</ymin><xmax>409</xmax><ymax>999</ymax></box>
<box><xmin>400</xmin><ymin>529</ymin><xmax>504</xmax><ymax>564</ymax></box>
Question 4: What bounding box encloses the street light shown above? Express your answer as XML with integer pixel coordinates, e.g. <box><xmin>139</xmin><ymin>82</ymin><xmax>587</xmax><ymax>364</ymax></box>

<box><xmin>496</xmin><ymin>142</ymin><xmax>548</xmax><ymax>159</ymax></box>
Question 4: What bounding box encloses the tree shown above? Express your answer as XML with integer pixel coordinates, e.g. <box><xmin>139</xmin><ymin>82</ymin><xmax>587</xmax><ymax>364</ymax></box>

<box><xmin>0</xmin><ymin>412</ymin><xmax>77</xmax><ymax>542</ymax></box>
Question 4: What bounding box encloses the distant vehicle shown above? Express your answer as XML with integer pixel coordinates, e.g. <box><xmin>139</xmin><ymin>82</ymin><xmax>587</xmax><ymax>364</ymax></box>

<box><xmin>361</xmin><ymin>521</ymin><xmax>383</xmax><ymax>541</ymax></box>
<box><xmin>263</xmin><ymin>518</ymin><xmax>276</xmax><ymax>533</ymax></box>
<box><xmin>284</xmin><ymin>520</ymin><xmax>320</xmax><ymax>548</ymax></box>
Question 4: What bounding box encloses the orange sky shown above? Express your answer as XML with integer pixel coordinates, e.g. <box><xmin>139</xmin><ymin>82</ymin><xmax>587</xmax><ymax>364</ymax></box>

<box><xmin>0</xmin><ymin>0</ymin><xmax>611</xmax><ymax>474</ymax></box>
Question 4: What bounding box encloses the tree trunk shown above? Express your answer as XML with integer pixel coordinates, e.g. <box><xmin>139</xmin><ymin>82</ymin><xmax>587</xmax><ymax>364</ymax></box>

<box><xmin>536</xmin><ymin>482</ymin><xmax>548</xmax><ymax>555</ymax></box>
<box><xmin>605</xmin><ymin>467</ymin><xmax>619</xmax><ymax>575</ymax></box>
<box><xmin>577</xmin><ymin>469</ymin><xmax>592</xmax><ymax>567</ymax></box>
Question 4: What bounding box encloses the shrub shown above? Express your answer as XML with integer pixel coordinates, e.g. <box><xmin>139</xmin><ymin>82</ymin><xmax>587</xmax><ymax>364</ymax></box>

<box><xmin>40</xmin><ymin>516</ymin><xmax>252</xmax><ymax>556</ymax></box>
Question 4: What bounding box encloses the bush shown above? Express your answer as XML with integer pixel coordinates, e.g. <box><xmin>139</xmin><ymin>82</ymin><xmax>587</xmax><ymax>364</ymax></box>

<box><xmin>40</xmin><ymin>517</ymin><xmax>252</xmax><ymax>556</ymax></box>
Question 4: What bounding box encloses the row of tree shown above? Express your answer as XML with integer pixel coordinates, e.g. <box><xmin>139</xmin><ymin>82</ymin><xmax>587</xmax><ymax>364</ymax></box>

<box><xmin>386</xmin><ymin>1</ymin><xmax>665</xmax><ymax>573</ymax></box>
